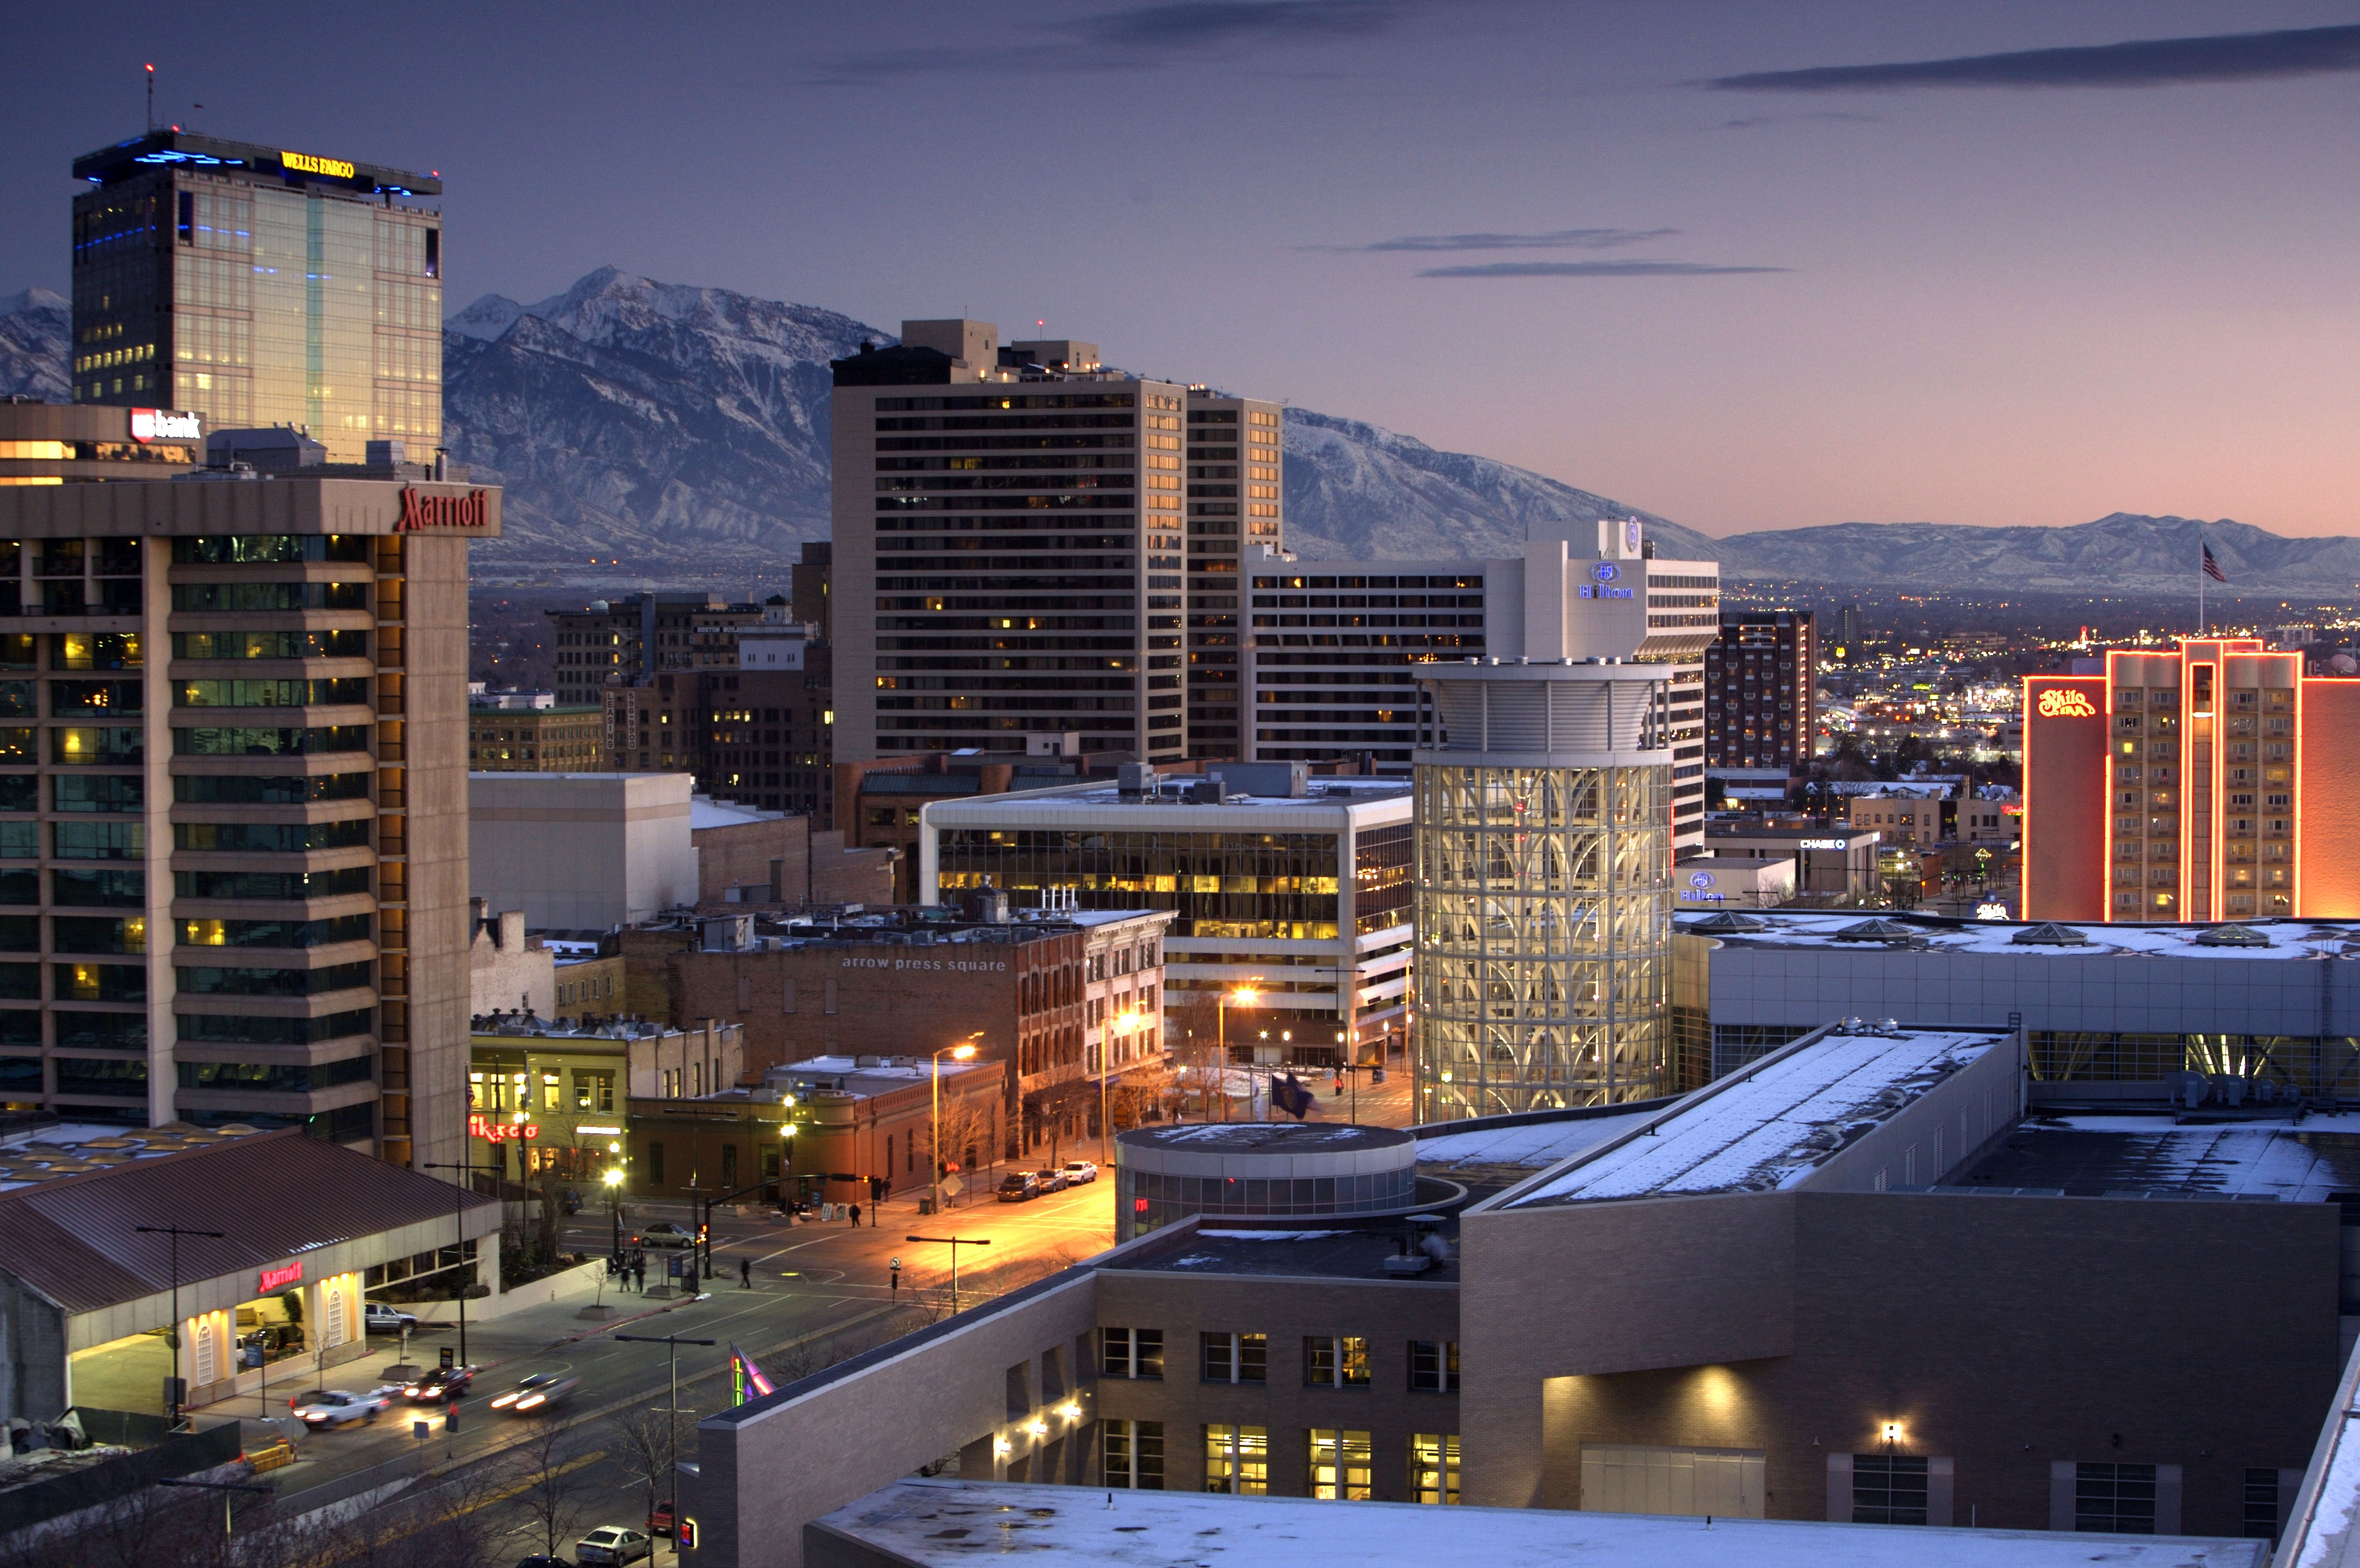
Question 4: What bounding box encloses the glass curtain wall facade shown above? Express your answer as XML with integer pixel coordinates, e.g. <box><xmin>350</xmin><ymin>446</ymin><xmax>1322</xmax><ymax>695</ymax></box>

<box><xmin>72</xmin><ymin>153</ymin><xmax>442</xmax><ymax>462</ymax></box>
<box><xmin>1414</xmin><ymin>763</ymin><xmax>1670</xmax><ymax>1118</ymax></box>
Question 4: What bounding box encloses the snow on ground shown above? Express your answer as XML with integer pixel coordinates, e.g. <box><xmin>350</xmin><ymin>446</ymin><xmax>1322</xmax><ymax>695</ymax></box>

<box><xmin>819</xmin><ymin>1479</ymin><xmax>2266</xmax><ymax>1568</ymax></box>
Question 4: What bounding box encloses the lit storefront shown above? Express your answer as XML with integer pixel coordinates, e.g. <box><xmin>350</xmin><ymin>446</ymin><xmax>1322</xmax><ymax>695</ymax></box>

<box><xmin>0</xmin><ymin>1124</ymin><xmax>496</xmax><ymax>1422</ymax></box>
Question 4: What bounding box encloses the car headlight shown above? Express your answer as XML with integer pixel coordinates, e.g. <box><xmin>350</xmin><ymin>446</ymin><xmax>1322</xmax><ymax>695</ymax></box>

<box><xmin>403</xmin><ymin>1387</ymin><xmax>420</xmax><ymax>1396</ymax></box>
<box><xmin>491</xmin><ymin>1393</ymin><xmax>518</xmax><ymax>1408</ymax></box>
<box><xmin>517</xmin><ymin>1393</ymin><xmax>545</xmax><ymax>1409</ymax></box>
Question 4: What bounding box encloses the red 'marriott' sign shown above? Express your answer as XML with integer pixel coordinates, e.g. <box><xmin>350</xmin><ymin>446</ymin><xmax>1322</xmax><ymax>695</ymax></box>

<box><xmin>396</xmin><ymin>488</ymin><xmax>489</xmax><ymax>533</ymax></box>
<box><xmin>258</xmin><ymin>1261</ymin><xmax>303</xmax><ymax>1293</ymax></box>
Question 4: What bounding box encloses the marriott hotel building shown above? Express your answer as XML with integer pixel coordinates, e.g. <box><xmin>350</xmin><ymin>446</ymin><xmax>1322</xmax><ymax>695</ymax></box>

<box><xmin>2021</xmin><ymin>639</ymin><xmax>2360</xmax><ymax>923</ymax></box>
<box><xmin>0</xmin><ymin>455</ymin><xmax>496</xmax><ymax>1170</ymax></box>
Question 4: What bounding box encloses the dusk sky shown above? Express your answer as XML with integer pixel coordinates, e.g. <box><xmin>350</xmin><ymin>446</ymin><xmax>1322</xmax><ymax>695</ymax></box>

<box><xmin>5</xmin><ymin>2</ymin><xmax>2357</xmax><ymax>540</ymax></box>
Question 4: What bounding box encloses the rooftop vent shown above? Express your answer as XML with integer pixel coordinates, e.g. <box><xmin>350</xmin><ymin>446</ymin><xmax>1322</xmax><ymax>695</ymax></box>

<box><xmin>1834</xmin><ymin>918</ymin><xmax>1917</xmax><ymax>943</ymax></box>
<box><xmin>1681</xmin><ymin>911</ymin><xmax>1771</xmax><ymax>933</ymax></box>
<box><xmin>2193</xmin><ymin>924</ymin><xmax>2274</xmax><ymax>948</ymax></box>
<box><xmin>2010</xmin><ymin>922</ymin><xmax>2092</xmax><ymax>947</ymax></box>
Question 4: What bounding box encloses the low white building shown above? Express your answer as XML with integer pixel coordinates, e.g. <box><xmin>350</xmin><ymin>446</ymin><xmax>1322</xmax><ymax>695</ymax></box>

<box><xmin>467</xmin><ymin>772</ymin><xmax>699</xmax><ymax>929</ymax></box>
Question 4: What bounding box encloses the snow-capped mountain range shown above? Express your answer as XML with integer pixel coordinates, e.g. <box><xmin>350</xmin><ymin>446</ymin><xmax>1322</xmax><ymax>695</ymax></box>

<box><xmin>0</xmin><ymin>269</ymin><xmax>2346</xmax><ymax>595</ymax></box>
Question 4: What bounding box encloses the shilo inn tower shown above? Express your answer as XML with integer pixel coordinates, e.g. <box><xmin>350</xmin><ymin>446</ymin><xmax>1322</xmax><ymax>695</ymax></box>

<box><xmin>1411</xmin><ymin>635</ymin><xmax>1678</xmax><ymax>1120</ymax></box>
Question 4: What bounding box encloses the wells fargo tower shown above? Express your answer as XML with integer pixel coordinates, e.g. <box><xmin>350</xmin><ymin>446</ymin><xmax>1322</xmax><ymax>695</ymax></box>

<box><xmin>70</xmin><ymin>131</ymin><xmax>442</xmax><ymax>463</ymax></box>
<box><xmin>2021</xmin><ymin>639</ymin><xmax>2360</xmax><ymax>923</ymax></box>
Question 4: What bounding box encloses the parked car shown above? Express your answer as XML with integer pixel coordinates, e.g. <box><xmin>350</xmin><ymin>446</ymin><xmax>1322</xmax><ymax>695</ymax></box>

<box><xmin>290</xmin><ymin>1388</ymin><xmax>393</xmax><ymax>1428</ymax></box>
<box><xmin>363</xmin><ymin>1301</ymin><xmax>418</xmax><ymax>1334</ymax></box>
<box><xmin>996</xmin><ymin>1172</ymin><xmax>1040</xmax><ymax>1203</ymax></box>
<box><xmin>648</xmin><ymin>1499</ymin><xmax>674</xmax><ymax>1537</ymax></box>
<box><xmin>1037</xmin><ymin>1168</ymin><xmax>1069</xmax><ymax>1193</ymax></box>
<box><xmin>635</xmin><ymin>1222</ymin><xmax>695</xmax><ymax>1248</ymax></box>
<box><xmin>491</xmin><ymin>1371</ymin><xmax>583</xmax><ymax>1414</ymax></box>
<box><xmin>575</xmin><ymin>1525</ymin><xmax>654</xmax><ymax>1565</ymax></box>
<box><xmin>402</xmin><ymin>1365</ymin><xmax>474</xmax><ymax>1404</ymax></box>
<box><xmin>1059</xmin><ymin>1160</ymin><xmax>1098</xmax><ymax>1185</ymax></box>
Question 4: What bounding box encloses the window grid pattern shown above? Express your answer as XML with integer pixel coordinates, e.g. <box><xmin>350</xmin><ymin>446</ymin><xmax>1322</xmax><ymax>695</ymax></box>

<box><xmin>1204</xmin><ymin>1425</ymin><xmax>1267</xmax><ymax>1494</ymax></box>
<box><xmin>1104</xmin><ymin>1420</ymin><xmax>1164</xmax><ymax>1490</ymax></box>
<box><xmin>1308</xmin><ymin>1429</ymin><xmax>1372</xmax><ymax>1500</ymax></box>
<box><xmin>2075</xmin><ymin>1463</ymin><xmax>2157</xmax><ymax>1535</ymax></box>
<box><xmin>1852</xmin><ymin>1454</ymin><xmax>1928</xmax><ymax>1526</ymax></box>
<box><xmin>1415</xmin><ymin>763</ymin><xmax>1669</xmax><ymax>1120</ymax></box>
<box><xmin>1411</xmin><ymin>1433</ymin><xmax>1460</xmax><ymax>1505</ymax></box>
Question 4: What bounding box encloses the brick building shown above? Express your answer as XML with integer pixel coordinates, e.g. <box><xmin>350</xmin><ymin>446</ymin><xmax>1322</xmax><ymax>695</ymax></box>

<box><xmin>619</xmin><ymin>900</ymin><xmax>1171</xmax><ymax>1157</ymax></box>
<box><xmin>466</xmin><ymin>702</ymin><xmax>604</xmax><ymax>771</ymax></box>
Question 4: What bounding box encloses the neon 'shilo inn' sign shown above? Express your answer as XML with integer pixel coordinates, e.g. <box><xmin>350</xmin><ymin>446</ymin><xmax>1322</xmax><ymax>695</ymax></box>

<box><xmin>2036</xmin><ymin>688</ymin><xmax>2099</xmax><ymax>719</ymax></box>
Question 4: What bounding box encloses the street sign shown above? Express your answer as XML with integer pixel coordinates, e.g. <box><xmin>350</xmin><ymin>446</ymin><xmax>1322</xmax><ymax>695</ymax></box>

<box><xmin>439</xmin><ymin>1345</ymin><xmax>455</xmax><ymax>1370</ymax></box>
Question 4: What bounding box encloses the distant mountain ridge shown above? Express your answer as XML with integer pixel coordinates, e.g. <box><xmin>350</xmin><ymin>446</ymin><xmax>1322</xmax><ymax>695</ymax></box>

<box><xmin>0</xmin><ymin>271</ymin><xmax>2346</xmax><ymax>595</ymax></box>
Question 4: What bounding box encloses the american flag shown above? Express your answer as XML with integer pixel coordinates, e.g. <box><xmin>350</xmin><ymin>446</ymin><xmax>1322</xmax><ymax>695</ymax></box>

<box><xmin>2203</xmin><ymin>543</ymin><xmax>2227</xmax><ymax>583</ymax></box>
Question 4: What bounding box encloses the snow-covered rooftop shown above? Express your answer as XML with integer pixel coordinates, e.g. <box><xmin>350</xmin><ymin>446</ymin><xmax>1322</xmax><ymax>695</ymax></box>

<box><xmin>1416</xmin><ymin>1109</ymin><xmax>1661</xmax><ymax>1170</ymax></box>
<box><xmin>815</xmin><ymin>1479</ymin><xmax>2265</xmax><ymax>1568</ymax></box>
<box><xmin>1507</xmin><ymin>1028</ymin><xmax>2002</xmax><ymax>1207</ymax></box>
<box><xmin>1961</xmin><ymin>1114</ymin><xmax>2360</xmax><ymax>1203</ymax></box>
<box><xmin>691</xmin><ymin>795</ymin><xmax>785</xmax><ymax>830</ymax></box>
<box><xmin>1676</xmin><ymin>909</ymin><xmax>2354</xmax><ymax>961</ymax></box>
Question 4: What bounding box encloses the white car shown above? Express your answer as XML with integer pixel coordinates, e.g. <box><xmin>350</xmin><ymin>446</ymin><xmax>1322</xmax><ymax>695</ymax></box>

<box><xmin>575</xmin><ymin>1525</ymin><xmax>655</xmax><ymax>1565</ymax></box>
<box><xmin>290</xmin><ymin>1386</ymin><xmax>394</xmax><ymax>1428</ymax></box>
<box><xmin>1060</xmin><ymin>1159</ymin><xmax>1099</xmax><ymax>1185</ymax></box>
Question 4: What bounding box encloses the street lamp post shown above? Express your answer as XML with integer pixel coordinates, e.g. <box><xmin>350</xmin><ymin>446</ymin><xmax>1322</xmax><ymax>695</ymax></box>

<box><xmin>604</xmin><ymin>1143</ymin><xmax>626</xmax><ymax>1260</ymax></box>
<box><xmin>1098</xmin><ymin>1006</ymin><xmax>1143</xmax><ymax>1167</ymax></box>
<box><xmin>1215</xmin><ymin>985</ymin><xmax>1257</xmax><ymax>1124</ymax></box>
<box><xmin>421</xmin><ymin>1159</ymin><xmax>500</xmax><ymax>1370</ymax></box>
<box><xmin>615</xmin><ymin>1333</ymin><xmax>716</xmax><ymax>1564</ymax></box>
<box><xmin>135</xmin><ymin>1223</ymin><xmax>224</xmax><ymax>1432</ymax></box>
<box><xmin>931</xmin><ymin>1036</ymin><xmax>980</xmax><ymax>1211</ymax></box>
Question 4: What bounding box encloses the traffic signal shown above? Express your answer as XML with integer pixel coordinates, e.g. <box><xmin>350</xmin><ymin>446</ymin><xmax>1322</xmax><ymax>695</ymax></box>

<box><xmin>677</xmin><ymin>1517</ymin><xmax>698</xmax><ymax>1550</ymax></box>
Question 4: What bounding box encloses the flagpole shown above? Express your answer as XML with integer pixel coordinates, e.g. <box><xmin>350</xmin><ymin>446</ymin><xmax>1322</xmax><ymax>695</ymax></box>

<box><xmin>2198</xmin><ymin>525</ymin><xmax>2205</xmax><ymax>636</ymax></box>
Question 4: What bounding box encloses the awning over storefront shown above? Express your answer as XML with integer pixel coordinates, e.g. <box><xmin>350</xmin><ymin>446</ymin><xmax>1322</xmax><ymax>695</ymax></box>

<box><xmin>0</xmin><ymin>1127</ymin><xmax>500</xmax><ymax>1355</ymax></box>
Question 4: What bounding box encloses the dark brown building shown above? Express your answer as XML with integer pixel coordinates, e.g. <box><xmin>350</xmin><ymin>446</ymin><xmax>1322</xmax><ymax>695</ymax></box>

<box><xmin>620</xmin><ymin>903</ymin><xmax>1169</xmax><ymax>1159</ymax></box>
<box><xmin>1705</xmin><ymin>610</ymin><xmax>1815</xmax><ymax>771</ymax></box>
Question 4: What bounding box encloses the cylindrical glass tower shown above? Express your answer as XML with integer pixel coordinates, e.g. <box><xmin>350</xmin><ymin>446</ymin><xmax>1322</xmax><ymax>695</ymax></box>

<box><xmin>1412</xmin><ymin>661</ymin><xmax>1674</xmax><ymax>1121</ymax></box>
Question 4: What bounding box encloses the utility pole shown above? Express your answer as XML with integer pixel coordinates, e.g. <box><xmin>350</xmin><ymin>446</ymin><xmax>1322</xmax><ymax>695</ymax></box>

<box><xmin>422</xmin><ymin>1159</ymin><xmax>499</xmax><ymax>1369</ymax></box>
<box><xmin>135</xmin><ymin>1223</ymin><xmax>224</xmax><ymax>1432</ymax></box>
<box><xmin>616</xmin><ymin>1333</ymin><xmax>716</xmax><ymax>1562</ymax></box>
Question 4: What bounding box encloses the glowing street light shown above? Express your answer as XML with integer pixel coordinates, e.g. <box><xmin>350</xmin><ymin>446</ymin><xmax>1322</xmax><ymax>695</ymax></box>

<box><xmin>932</xmin><ymin>1036</ymin><xmax>981</xmax><ymax>1210</ymax></box>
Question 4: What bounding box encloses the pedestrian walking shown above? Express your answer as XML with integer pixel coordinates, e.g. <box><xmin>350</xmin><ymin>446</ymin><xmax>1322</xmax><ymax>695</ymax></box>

<box><xmin>849</xmin><ymin>1202</ymin><xmax>863</xmax><ymax>1228</ymax></box>
<box><xmin>740</xmin><ymin>1256</ymin><xmax>752</xmax><ymax>1289</ymax></box>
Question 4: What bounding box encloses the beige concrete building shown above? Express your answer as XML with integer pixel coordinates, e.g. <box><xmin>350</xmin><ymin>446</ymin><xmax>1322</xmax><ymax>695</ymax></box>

<box><xmin>0</xmin><ymin>469</ymin><xmax>493</xmax><ymax>1169</ymax></box>
<box><xmin>468</xmin><ymin>772</ymin><xmax>700</xmax><ymax>929</ymax></box>
<box><xmin>830</xmin><ymin>320</ymin><xmax>1282</xmax><ymax>770</ymax></box>
<box><xmin>467</xmin><ymin>900</ymin><xmax>554</xmax><ymax>1017</ymax></box>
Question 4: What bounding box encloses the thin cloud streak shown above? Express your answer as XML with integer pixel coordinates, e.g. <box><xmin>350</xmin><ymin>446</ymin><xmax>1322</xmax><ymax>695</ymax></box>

<box><xmin>1417</xmin><ymin>259</ymin><xmax>1790</xmax><ymax>277</ymax></box>
<box><xmin>1703</xmin><ymin>22</ymin><xmax>2360</xmax><ymax>92</ymax></box>
<box><xmin>1309</xmin><ymin>226</ymin><xmax>1677</xmax><ymax>253</ymax></box>
<box><xmin>809</xmin><ymin>0</ymin><xmax>1416</xmax><ymax>82</ymax></box>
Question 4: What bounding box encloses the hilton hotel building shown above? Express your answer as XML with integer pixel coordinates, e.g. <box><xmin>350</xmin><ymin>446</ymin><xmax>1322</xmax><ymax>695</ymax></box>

<box><xmin>830</xmin><ymin>320</ymin><xmax>1282</xmax><ymax>768</ymax></box>
<box><xmin>0</xmin><ymin>419</ymin><xmax>494</xmax><ymax>1168</ymax></box>
<box><xmin>2023</xmin><ymin>639</ymin><xmax>2360</xmax><ymax>923</ymax></box>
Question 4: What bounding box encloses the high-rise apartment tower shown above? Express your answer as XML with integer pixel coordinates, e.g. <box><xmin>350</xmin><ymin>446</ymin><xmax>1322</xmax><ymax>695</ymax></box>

<box><xmin>2023</xmin><ymin>640</ymin><xmax>2360</xmax><ymax>922</ymax></box>
<box><xmin>831</xmin><ymin>320</ymin><xmax>1280</xmax><ymax>766</ymax></box>
<box><xmin>70</xmin><ymin>130</ymin><xmax>443</xmax><ymax>463</ymax></box>
<box><xmin>1704</xmin><ymin>610</ymin><xmax>1815</xmax><ymax>769</ymax></box>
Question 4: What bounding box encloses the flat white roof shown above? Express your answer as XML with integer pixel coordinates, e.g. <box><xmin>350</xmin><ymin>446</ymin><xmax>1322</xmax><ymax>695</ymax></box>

<box><xmin>816</xmin><ymin>1479</ymin><xmax>2263</xmax><ymax>1568</ymax></box>
<box><xmin>1508</xmin><ymin>1028</ymin><xmax>2002</xmax><ymax>1206</ymax></box>
<box><xmin>1416</xmin><ymin>1110</ymin><xmax>1661</xmax><ymax>1170</ymax></box>
<box><xmin>1682</xmin><ymin>910</ymin><xmax>2343</xmax><ymax>962</ymax></box>
<box><xmin>692</xmin><ymin>796</ymin><xmax>785</xmax><ymax>829</ymax></box>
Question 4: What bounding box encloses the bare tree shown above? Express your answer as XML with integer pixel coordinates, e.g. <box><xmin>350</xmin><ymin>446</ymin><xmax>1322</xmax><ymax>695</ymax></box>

<box><xmin>923</xmin><ymin>1091</ymin><xmax>998</xmax><ymax>1205</ymax></box>
<box><xmin>606</xmin><ymin>1403</ymin><xmax>677</xmax><ymax>1537</ymax></box>
<box><xmin>503</xmin><ymin>1417</ymin><xmax>596</xmax><ymax>1562</ymax></box>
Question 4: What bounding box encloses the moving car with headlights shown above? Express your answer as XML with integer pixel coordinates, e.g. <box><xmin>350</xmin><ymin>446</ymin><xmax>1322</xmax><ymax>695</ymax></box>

<box><xmin>635</xmin><ymin>1222</ymin><xmax>695</xmax><ymax>1248</ymax></box>
<box><xmin>574</xmin><ymin>1525</ymin><xmax>654</xmax><ymax>1565</ymax></box>
<box><xmin>490</xmin><ymin>1371</ymin><xmax>582</xmax><ymax>1414</ymax></box>
<box><xmin>402</xmin><ymin>1365</ymin><xmax>474</xmax><ymax>1404</ymax></box>
<box><xmin>289</xmin><ymin>1387</ymin><xmax>393</xmax><ymax>1428</ymax></box>
<box><xmin>1060</xmin><ymin>1159</ymin><xmax>1098</xmax><ymax>1185</ymax></box>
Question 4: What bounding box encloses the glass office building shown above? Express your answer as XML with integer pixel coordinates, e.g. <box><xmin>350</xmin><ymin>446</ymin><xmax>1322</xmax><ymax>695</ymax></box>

<box><xmin>70</xmin><ymin>131</ymin><xmax>442</xmax><ymax>462</ymax></box>
<box><xmin>1413</xmin><ymin>661</ymin><xmax>1674</xmax><ymax>1120</ymax></box>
